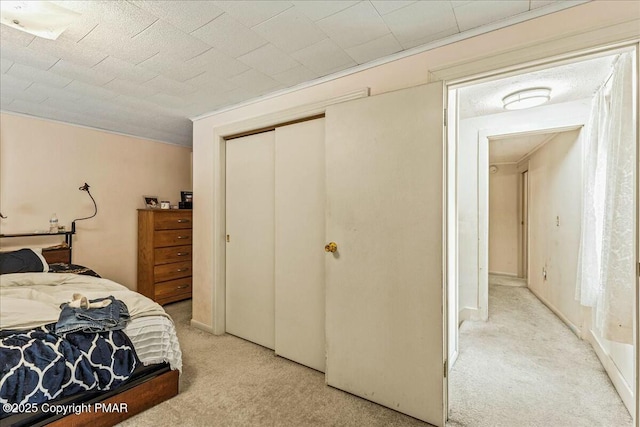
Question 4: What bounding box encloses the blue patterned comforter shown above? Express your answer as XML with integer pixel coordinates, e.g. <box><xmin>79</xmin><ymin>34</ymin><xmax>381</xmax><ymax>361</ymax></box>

<box><xmin>0</xmin><ymin>324</ymin><xmax>137</xmax><ymax>412</ymax></box>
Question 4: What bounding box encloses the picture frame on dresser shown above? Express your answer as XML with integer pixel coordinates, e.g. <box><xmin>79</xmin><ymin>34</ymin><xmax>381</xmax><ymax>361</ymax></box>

<box><xmin>143</xmin><ymin>196</ymin><xmax>159</xmax><ymax>209</ymax></box>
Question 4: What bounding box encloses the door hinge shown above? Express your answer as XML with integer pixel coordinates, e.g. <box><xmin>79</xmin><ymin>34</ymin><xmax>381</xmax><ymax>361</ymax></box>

<box><xmin>443</xmin><ymin>108</ymin><xmax>447</xmax><ymax>127</ymax></box>
<box><xmin>226</xmin><ymin>234</ymin><xmax>230</xmax><ymax>243</ymax></box>
<box><xmin>443</xmin><ymin>360</ymin><xmax>448</xmax><ymax>378</ymax></box>
<box><xmin>637</xmin><ymin>262</ymin><xmax>640</xmax><ymax>277</ymax></box>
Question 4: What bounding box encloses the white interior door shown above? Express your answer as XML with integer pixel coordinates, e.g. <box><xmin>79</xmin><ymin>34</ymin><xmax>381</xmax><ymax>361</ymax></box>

<box><xmin>325</xmin><ymin>82</ymin><xmax>446</xmax><ymax>426</ymax></box>
<box><xmin>226</xmin><ymin>131</ymin><xmax>275</xmax><ymax>349</ymax></box>
<box><xmin>274</xmin><ymin>118</ymin><xmax>326</xmax><ymax>372</ymax></box>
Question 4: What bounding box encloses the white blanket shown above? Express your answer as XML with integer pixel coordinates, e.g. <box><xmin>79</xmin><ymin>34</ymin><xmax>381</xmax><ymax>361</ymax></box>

<box><xmin>0</xmin><ymin>272</ymin><xmax>182</xmax><ymax>371</ymax></box>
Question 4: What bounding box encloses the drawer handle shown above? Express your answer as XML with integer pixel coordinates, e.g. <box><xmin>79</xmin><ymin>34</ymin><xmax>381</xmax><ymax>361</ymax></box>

<box><xmin>176</xmin><ymin>252</ymin><xmax>189</xmax><ymax>256</ymax></box>
<box><xmin>176</xmin><ymin>268</ymin><xmax>189</xmax><ymax>272</ymax></box>
<box><xmin>177</xmin><ymin>219</ymin><xmax>190</xmax><ymax>223</ymax></box>
<box><xmin>177</xmin><ymin>235</ymin><xmax>189</xmax><ymax>239</ymax></box>
<box><xmin>176</xmin><ymin>284</ymin><xmax>189</xmax><ymax>290</ymax></box>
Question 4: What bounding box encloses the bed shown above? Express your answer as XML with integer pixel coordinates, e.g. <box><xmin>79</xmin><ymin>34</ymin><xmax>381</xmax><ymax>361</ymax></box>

<box><xmin>0</xmin><ymin>247</ymin><xmax>182</xmax><ymax>427</ymax></box>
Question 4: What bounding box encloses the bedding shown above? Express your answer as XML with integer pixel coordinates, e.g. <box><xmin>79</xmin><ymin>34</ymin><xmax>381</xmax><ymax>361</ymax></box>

<box><xmin>0</xmin><ymin>325</ymin><xmax>137</xmax><ymax>408</ymax></box>
<box><xmin>0</xmin><ymin>248</ymin><xmax>48</xmax><ymax>274</ymax></box>
<box><xmin>0</xmin><ymin>272</ymin><xmax>182</xmax><ymax>371</ymax></box>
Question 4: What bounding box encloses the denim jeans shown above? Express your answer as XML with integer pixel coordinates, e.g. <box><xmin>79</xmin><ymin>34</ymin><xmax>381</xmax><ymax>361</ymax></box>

<box><xmin>55</xmin><ymin>296</ymin><xmax>130</xmax><ymax>335</ymax></box>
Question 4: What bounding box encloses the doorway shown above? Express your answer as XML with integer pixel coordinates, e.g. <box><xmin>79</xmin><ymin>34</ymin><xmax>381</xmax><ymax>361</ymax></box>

<box><xmin>447</xmin><ymin>46</ymin><xmax>637</xmax><ymax>425</ymax></box>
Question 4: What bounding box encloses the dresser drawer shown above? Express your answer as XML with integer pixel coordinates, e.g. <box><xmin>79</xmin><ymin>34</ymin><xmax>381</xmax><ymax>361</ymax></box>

<box><xmin>154</xmin><ymin>261</ymin><xmax>191</xmax><ymax>282</ymax></box>
<box><xmin>154</xmin><ymin>229</ymin><xmax>192</xmax><ymax>247</ymax></box>
<box><xmin>155</xmin><ymin>277</ymin><xmax>192</xmax><ymax>300</ymax></box>
<box><xmin>154</xmin><ymin>245</ymin><xmax>192</xmax><ymax>265</ymax></box>
<box><xmin>154</xmin><ymin>211</ymin><xmax>192</xmax><ymax>230</ymax></box>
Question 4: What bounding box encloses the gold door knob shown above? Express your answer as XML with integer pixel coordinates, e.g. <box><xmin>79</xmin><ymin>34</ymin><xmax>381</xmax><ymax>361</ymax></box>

<box><xmin>324</xmin><ymin>242</ymin><xmax>338</xmax><ymax>253</ymax></box>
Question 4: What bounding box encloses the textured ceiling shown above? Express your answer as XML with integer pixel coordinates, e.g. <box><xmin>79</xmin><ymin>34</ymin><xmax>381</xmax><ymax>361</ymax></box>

<box><xmin>489</xmin><ymin>132</ymin><xmax>557</xmax><ymax>163</ymax></box>
<box><xmin>458</xmin><ymin>54</ymin><xmax>615</xmax><ymax>119</ymax></box>
<box><xmin>0</xmin><ymin>0</ymin><xmax>586</xmax><ymax>147</ymax></box>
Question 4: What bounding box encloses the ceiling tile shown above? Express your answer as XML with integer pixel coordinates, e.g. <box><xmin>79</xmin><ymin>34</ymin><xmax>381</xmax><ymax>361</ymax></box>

<box><xmin>530</xmin><ymin>0</ymin><xmax>559</xmax><ymax>9</ymax></box>
<box><xmin>383</xmin><ymin>1</ymin><xmax>458</xmax><ymax>45</ymax></box>
<box><xmin>65</xmin><ymin>80</ymin><xmax>118</xmax><ymax>100</ymax></box>
<box><xmin>454</xmin><ymin>1</ymin><xmax>530</xmax><ymax>32</ymax></box>
<box><xmin>131</xmin><ymin>1</ymin><xmax>224</xmax><ymax>33</ymax></box>
<box><xmin>271</xmin><ymin>65</ymin><xmax>319</xmax><ymax>86</ymax></box>
<box><xmin>52</xmin><ymin>0</ymin><xmax>159</xmax><ymax>37</ymax></box>
<box><xmin>78</xmin><ymin>25</ymin><xmax>158</xmax><ymax>65</ymax></box>
<box><xmin>0</xmin><ymin>73</ymin><xmax>32</xmax><ymax>91</ymax></box>
<box><xmin>238</xmin><ymin>44</ymin><xmax>300</xmax><ymax>76</ymax></box>
<box><xmin>191</xmin><ymin>14</ymin><xmax>268</xmax><ymax>58</ymax></box>
<box><xmin>184</xmin><ymin>71</ymin><xmax>236</xmax><ymax>93</ymax></box>
<box><xmin>1</xmin><ymin>58</ymin><xmax>14</xmax><ymax>74</ymax></box>
<box><xmin>252</xmin><ymin>8</ymin><xmax>327</xmax><ymax>54</ymax></box>
<box><xmin>7</xmin><ymin>63</ymin><xmax>72</xmax><ymax>88</ymax></box>
<box><xmin>92</xmin><ymin>56</ymin><xmax>157</xmax><ymax>83</ymax></box>
<box><xmin>25</xmin><ymin>82</ymin><xmax>81</xmax><ymax>103</ymax></box>
<box><xmin>185</xmin><ymin>48</ymin><xmax>250</xmax><ymax>80</ymax></box>
<box><xmin>291</xmin><ymin>38</ymin><xmax>356</xmax><ymax>75</ymax></box>
<box><xmin>317</xmin><ymin>2</ymin><xmax>390</xmax><ymax>49</ymax></box>
<box><xmin>133</xmin><ymin>20</ymin><xmax>212</xmax><ymax>61</ymax></box>
<box><xmin>49</xmin><ymin>60</ymin><xmax>115</xmax><ymax>86</ymax></box>
<box><xmin>1</xmin><ymin>97</ymin><xmax>14</xmax><ymax>108</ymax></box>
<box><xmin>143</xmin><ymin>75</ymin><xmax>198</xmax><ymax>97</ymax></box>
<box><xmin>229</xmin><ymin>69</ymin><xmax>283</xmax><ymax>95</ymax></box>
<box><xmin>371</xmin><ymin>1</ymin><xmax>416</xmax><ymax>15</ymax></box>
<box><xmin>104</xmin><ymin>78</ymin><xmax>158</xmax><ymax>98</ymax></box>
<box><xmin>215</xmin><ymin>1</ymin><xmax>293</xmax><ymax>27</ymax></box>
<box><xmin>10</xmin><ymin>99</ymin><xmax>84</xmax><ymax>122</ymax></box>
<box><xmin>140</xmin><ymin>54</ymin><xmax>205</xmax><ymax>82</ymax></box>
<box><xmin>28</xmin><ymin>36</ymin><xmax>108</xmax><ymax>68</ymax></box>
<box><xmin>0</xmin><ymin>25</ymin><xmax>35</xmax><ymax>47</ymax></box>
<box><xmin>399</xmin><ymin>26</ymin><xmax>459</xmax><ymax>49</ymax></box>
<box><xmin>346</xmin><ymin>33</ymin><xmax>403</xmax><ymax>64</ymax></box>
<box><xmin>2</xmin><ymin>85</ymin><xmax>48</xmax><ymax>104</ymax></box>
<box><xmin>146</xmin><ymin>92</ymin><xmax>193</xmax><ymax>109</ymax></box>
<box><xmin>292</xmin><ymin>1</ymin><xmax>358</xmax><ymax>21</ymax></box>
<box><xmin>0</xmin><ymin>41</ymin><xmax>60</xmax><ymax>70</ymax></box>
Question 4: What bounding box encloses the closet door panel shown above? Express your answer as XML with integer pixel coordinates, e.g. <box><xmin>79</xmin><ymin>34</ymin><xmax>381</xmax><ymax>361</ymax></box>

<box><xmin>274</xmin><ymin>118</ymin><xmax>326</xmax><ymax>372</ymax></box>
<box><xmin>226</xmin><ymin>131</ymin><xmax>275</xmax><ymax>349</ymax></box>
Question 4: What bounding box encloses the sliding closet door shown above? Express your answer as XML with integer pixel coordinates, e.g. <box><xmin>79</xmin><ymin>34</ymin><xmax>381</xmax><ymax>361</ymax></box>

<box><xmin>225</xmin><ymin>131</ymin><xmax>275</xmax><ymax>349</ymax></box>
<box><xmin>325</xmin><ymin>82</ymin><xmax>446</xmax><ymax>426</ymax></box>
<box><xmin>274</xmin><ymin>119</ymin><xmax>326</xmax><ymax>372</ymax></box>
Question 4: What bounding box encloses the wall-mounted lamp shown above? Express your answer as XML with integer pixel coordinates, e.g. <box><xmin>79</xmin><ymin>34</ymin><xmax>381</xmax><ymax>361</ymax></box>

<box><xmin>0</xmin><ymin>1</ymin><xmax>80</xmax><ymax>40</ymax></box>
<box><xmin>72</xmin><ymin>183</ymin><xmax>97</xmax><ymax>233</ymax></box>
<box><xmin>502</xmin><ymin>88</ymin><xmax>551</xmax><ymax>110</ymax></box>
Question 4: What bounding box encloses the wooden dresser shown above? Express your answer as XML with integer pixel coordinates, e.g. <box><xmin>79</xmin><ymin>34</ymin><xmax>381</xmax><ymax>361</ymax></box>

<box><xmin>137</xmin><ymin>209</ymin><xmax>192</xmax><ymax>305</ymax></box>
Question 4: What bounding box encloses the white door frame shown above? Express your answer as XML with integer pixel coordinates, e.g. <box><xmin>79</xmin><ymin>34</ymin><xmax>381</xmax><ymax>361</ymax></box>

<box><xmin>444</xmin><ymin>41</ymin><xmax>639</xmax><ymax>424</ymax></box>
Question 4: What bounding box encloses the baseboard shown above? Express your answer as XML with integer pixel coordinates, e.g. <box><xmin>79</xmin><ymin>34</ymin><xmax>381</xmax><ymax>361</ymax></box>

<box><xmin>587</xmin><ymin>330</ymin><xmax>635</xmax><ymax>417</ymax></box>
<box><xmin>489</xmin><ymin>271</ymin><xmax>519</xmax><ymax>277</ymax></box>
<box><xmin>459</xmin><ymin>307</ymin><xmax>486</xmax><ymax>323</ymax></box>
<box><xmin>190</xmin><ymin>318</ymin><xmax>216</xmax><ymax>334</ymax></box>
<box><xmin>527</xmin><ymin>286</ymin><xmax>581</xmax><ymax>337</ymax></box>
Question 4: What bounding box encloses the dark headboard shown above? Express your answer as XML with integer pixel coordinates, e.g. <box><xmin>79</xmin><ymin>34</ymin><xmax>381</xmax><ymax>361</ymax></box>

<box><xmin>42</xmin><ymin>247</ymin><xmax>71</xmax><ymax>264</ymax></box>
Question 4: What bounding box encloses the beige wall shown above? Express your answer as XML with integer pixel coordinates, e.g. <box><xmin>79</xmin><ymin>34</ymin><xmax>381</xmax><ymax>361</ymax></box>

<box><xmin>0</xmin><ymin>113</ymin><xmax>191</xmax><ymax>289</ymax></box>
<box><xmin>192</xmin><ymin>1</ymin><xmax>640</xmax><ymax>328</ymax></box>
<box><xmin>488</xmin><ymin>164</ymin><xmax>519</xmax><ymax>276</ymax></box>
<box><xmin>527</xmin><ymin>130</ymin><xmax>583</xmax><ymax>330</ymax></box>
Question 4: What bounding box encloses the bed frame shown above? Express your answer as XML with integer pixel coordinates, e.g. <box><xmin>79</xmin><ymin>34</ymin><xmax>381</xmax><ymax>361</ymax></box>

<box><xmin>1</xmin><ymin>248</ymin><xmax>180</xmax><ymax>427</ymax></box>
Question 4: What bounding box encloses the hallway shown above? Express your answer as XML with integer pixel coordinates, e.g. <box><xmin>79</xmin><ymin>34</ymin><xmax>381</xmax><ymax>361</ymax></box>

<box><xmin>447</xmin><ymin>285</ymin><xmax>632</xmax><ymax>427</ymax></box>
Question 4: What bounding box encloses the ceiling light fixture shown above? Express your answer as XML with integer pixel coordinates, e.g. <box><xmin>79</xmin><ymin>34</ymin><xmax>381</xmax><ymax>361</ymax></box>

<box><xmin>0</xmin><ymin>1</ymin><xmax>80</xmax><ymax>40</ymax></box>
<box><xmin>502</xmin><ymin>88</ymin><xmax>551</xmax><ymax>110</ymax></box>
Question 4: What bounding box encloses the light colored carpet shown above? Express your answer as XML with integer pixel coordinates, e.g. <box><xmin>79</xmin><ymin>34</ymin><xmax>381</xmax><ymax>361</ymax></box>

<box><xmin>448</xmin><ymin>285</ymin><xmax>633</xmax><ymax>427</ymax></box>
<box><xmin>117</xmin><ymin>300</ymin><xmax>428</xmax><ymax>427</ymax></box>
<box><xmin>119</xmin><ymin>285</ymin><xmax>632</xmax><ymax>427</ymax></box>
<box><xmin>489</xmin><ymin>274</ymin><xmax>527</xmax><ymax>287</ymax></box>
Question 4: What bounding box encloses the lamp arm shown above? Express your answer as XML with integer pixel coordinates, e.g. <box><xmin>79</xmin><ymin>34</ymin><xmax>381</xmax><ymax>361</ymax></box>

<box><xmin>71</xmin><ymin>189</ymin><xmax>97</xmax><ymax>233</ymax></box>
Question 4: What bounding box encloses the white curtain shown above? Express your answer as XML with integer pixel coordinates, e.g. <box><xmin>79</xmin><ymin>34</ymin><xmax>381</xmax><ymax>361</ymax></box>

<box><xmin>576</xmin><ymin>52</ymin><xmax>635</xmax><ymax>344</ymax></box>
